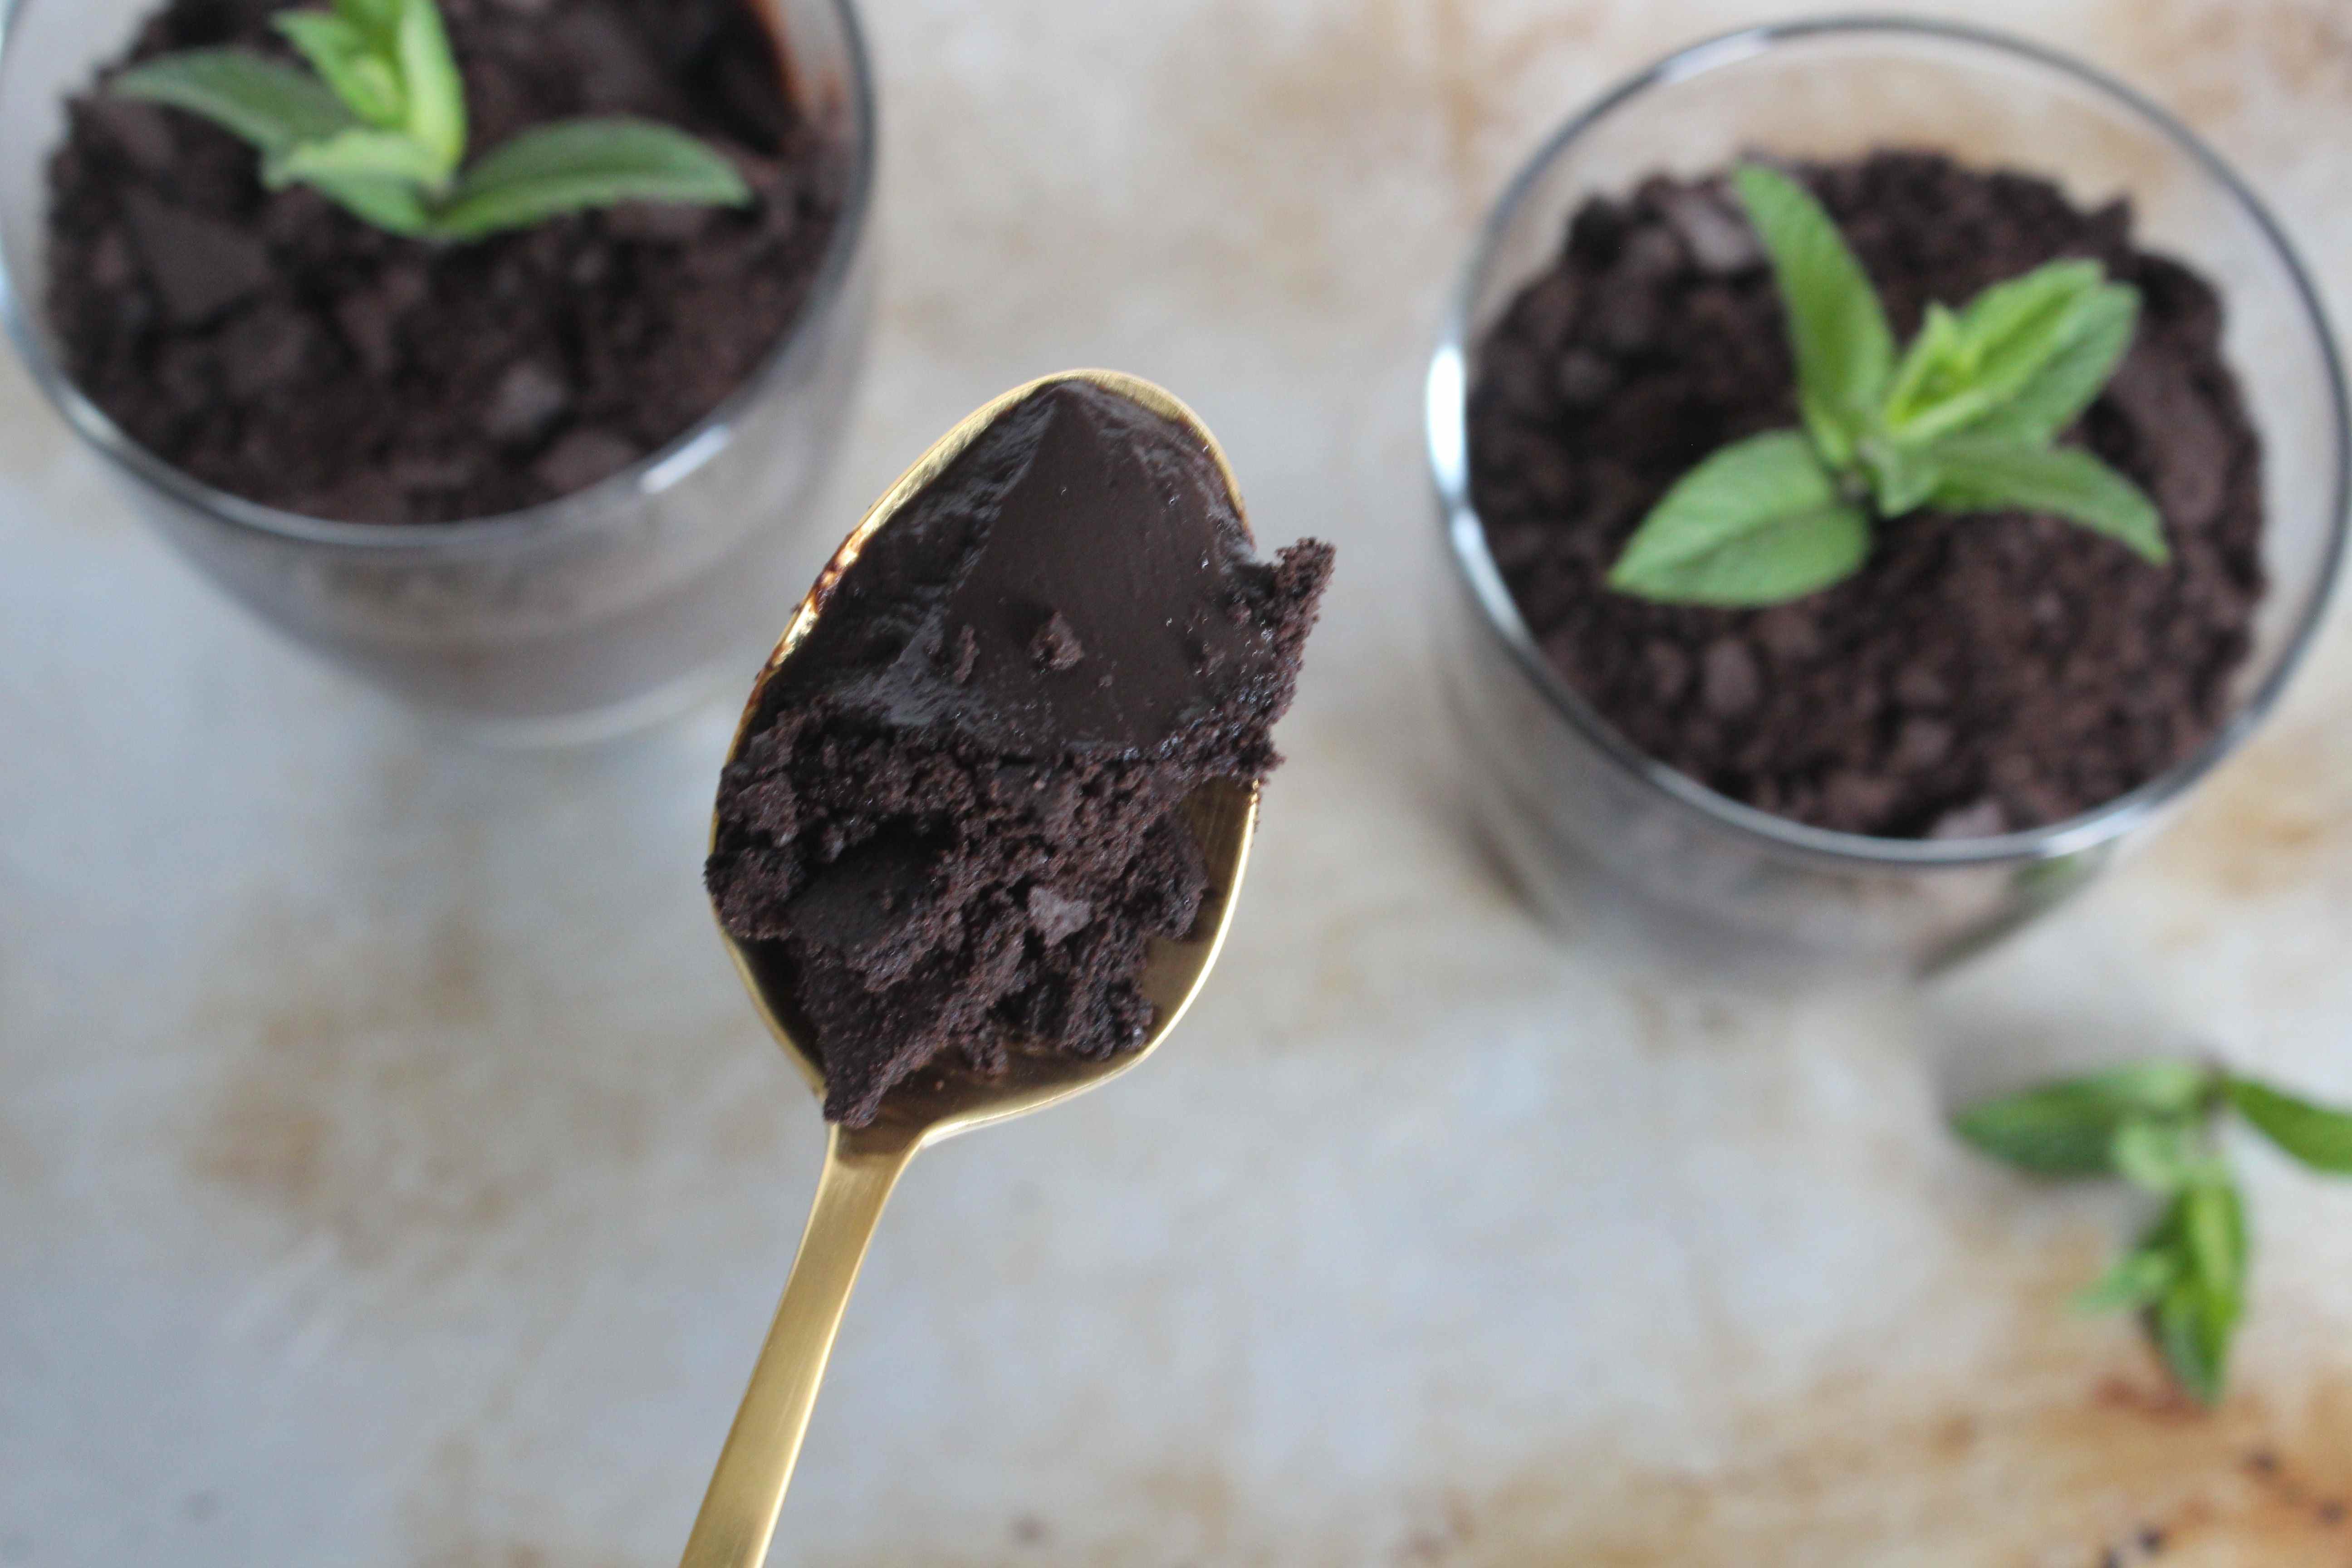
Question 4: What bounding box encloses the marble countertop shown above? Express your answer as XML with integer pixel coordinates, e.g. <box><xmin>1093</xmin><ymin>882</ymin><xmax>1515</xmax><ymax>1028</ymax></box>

<box><xmin>7</xmin><ymin>0</ymin><xmax>2352</xmax><ymax>1563</ymax></box>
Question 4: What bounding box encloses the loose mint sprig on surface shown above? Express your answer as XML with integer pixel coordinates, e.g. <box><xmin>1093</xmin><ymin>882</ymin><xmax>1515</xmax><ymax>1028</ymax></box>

<box><xmin>1955</xmin><ymin>1061</ymin><xmax>2352</xmax><ymax>1405</ymax></box>
<box><xmin>1608</xmin><ymin>163</ymin><xmax>2165</xmax><ymax>606</ymax></box>
<box><xmin>109</xmin><ymin>0</ymin><xmax>751</xmax><ymax>242</ymax></box>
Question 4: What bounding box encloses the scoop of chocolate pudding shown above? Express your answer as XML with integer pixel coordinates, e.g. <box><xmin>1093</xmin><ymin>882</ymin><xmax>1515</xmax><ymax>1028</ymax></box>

<box><xmin>707</xmin><ymin>380</ymin><xmax>1334</xmax><ymax>1126</ymax></box>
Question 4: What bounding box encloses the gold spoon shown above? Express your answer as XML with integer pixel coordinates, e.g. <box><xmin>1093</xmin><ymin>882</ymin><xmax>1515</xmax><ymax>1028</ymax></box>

<box><xmin>678</xmin><ymin>371</ymin><xmax>1260</xmax><ymax>1568</ymax></box>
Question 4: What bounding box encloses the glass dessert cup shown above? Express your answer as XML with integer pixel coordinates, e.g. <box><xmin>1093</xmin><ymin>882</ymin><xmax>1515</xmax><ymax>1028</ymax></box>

<box><xmin>1427</xmin><ymin>17</ymin><xmax>2348</xmax><ymax>970</ymax></box>
<box><xmin>0</xmin><ymin>0</ymin><xmax>877</xmax><ymax>743</ymax></box>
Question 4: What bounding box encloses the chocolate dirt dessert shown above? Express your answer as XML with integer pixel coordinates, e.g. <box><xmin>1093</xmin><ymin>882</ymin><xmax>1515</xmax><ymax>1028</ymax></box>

<box><xmin>1469</xmin><ymin>151</ymin><xmax>2265</xmax><ymax>838</ymax></box>
<box><xmin>45</xmin><ymin>0</ymin><xmax>845</xmax><ymax>524</ymax></box>
<box><xmin>706</xmin><ymin>380</ymin><xmax>1334</xmax><ymax>1127</ymax></box>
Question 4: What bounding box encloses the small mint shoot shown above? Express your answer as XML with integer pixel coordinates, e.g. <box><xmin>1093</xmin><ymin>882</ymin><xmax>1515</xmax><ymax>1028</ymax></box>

<box><xmin>1954</xmin><ymin>1058</ymin><xmax>2351</xmax><ymax>1407</ymax></box>
<box><xmin>109</xmin><ymin>0</ymin><xmax>751</xmax><ymax>242</ymax></box>
<box><xmin>1609</xmin><ymin>163</ymin><xmax>2164</xmax><ymax>607</ymax></box>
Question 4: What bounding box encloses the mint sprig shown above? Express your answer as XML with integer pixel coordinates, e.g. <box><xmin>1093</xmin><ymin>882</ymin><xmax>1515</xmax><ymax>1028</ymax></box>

<box><xmin>108</xmin><ymin>0</ymin><xmax>751</xmax><ymax>243</ymax></box>
<box><xmin>1608</xmin><ymin>164</ymin><xmax>2165</xmax><ymax>606</ymax></box>
<box><xmin>1955</xmin><ymin>1062</ymin><xmax>2352</xmax><ymax>1404</ymax></box>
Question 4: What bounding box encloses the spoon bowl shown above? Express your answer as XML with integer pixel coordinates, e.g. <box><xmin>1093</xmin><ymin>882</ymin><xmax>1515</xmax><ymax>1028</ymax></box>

<box><xmin>681</xmin><ymin>371</ymin><xmax>1260</xmax><ymax>1568</ymax></box>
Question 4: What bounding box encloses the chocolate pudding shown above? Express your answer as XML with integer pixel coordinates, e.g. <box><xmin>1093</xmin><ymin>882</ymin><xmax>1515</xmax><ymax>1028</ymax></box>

<box><xmin>707</xmin><ymin>381</ymin><xmax>1334</xmax><ymax>1126</ymax></box>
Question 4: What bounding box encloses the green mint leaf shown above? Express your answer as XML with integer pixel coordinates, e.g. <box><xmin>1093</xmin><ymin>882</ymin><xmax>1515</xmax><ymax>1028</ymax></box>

<box><xmin>272</xmin><ymin>11</ymin><xmax>405</xmax><ymax>128</ymax></box>
<box><xmin>2155</xmin><ymin>1280</ymin><xmax>2231</xmax><ymax>1406</ymax></box>
<box><xmin>2111</xmin><ymin>1117</ymin><xmax>2205</xmax><ymax>1194</ymax></box>
<box><xmin>294</xmin><ymin>172</ymin><xmax>436</xmax><ymax>235</ymax></box>
<box><xmin>395</xmin><ymin>0</ymin><xmax>466</xmax><ymax>181</ymax></box>
<box><xmin>267</xmin><ymin>126</ymin><xmax>447</xmax><ymax>191</ymax></box>
<box><xmin>2225</xmin><ymin>1076</ymin><xmax>2352</xmax><ymax>1173</ymax></box>
<box><xmin>1952</xmin><ymin>1062</ymin><xmax>2212</xmax><ymax>1177</ymax></box>
<box><xmin>2072</xmin><ymin>1245</ymin><xmax>2177</xmax><ymax>1314</ymax></box>
<box><xmin>109</xmin><ymin>49</ymin><xmax>354</xmax><ymax>154</ymax></box>
<box><xmin>1957</xmin><ymin>284</ymin><xmax>2140</xmax><ymax>446</ymax></box>
<box><xmin>1732</xmin><ymin>165</ymin><xmax>1894</xmax><ymax>464</ymax></box>
<box><xmin>1889</xmin><ymin>260</ymin><xmax>2105</xmax><ymax>441</ymax></box>
<box><xmin>430</xmin><ymin>118</ymin><xmax>753</xmax><ymax>240</ymax></box>
<box><xmin>1926</xmin><ymin>440</ymin><xmax>2168</xmax><ymax>564</ymax></box>
<box><xmin>2184</xmin><ymin>1179</ymin><xmax>2249</xmax><ymax>1300</ymax></box>
<box><xmin>1958</xmin><ymin>259</ymin><xmax>2105</xmax><ymax>360</ymax></box>
<box><xmin>1955</xmin><ymin>1083</ymin><xmax>2125</xmax><ymax>1176</ymax></box>
<box><xmin>1604</xmin><ymin>430</ymin><xmax>1868</xmax><ymax>605</ymax></box>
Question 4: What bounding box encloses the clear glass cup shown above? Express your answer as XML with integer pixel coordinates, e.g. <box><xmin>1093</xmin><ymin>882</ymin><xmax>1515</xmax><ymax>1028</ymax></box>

<box><xmin>0</xmin><ymin>0</ymin><xmax>877</xmax><ymax>743</ymax></box>
<box><xmin>1427</xmin><ymin>17</ymin><xmax>2349</xmax><ymax>970</ymax></box>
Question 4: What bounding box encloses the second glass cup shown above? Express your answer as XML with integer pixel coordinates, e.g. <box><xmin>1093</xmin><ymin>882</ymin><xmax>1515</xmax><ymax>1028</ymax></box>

<box><xmin>0</xmin><ymin>0</ymin><xmax>877</xmax><ymax>741</ymax></box>
<box><xmin>1428</xmin><ymin>18</ymin><xmax>2348</xmax><ymax>970</ymax></box>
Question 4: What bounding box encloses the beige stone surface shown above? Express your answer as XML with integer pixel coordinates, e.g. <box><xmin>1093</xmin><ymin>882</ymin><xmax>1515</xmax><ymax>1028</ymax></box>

<box><xmin>5</xmin><ymin>1</ymin><xmax>2352</xmax><ymax>1564</ymax></box>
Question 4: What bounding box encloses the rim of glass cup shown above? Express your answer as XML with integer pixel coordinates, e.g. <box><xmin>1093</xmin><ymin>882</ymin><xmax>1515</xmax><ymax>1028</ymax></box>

<box><xmin>0</xmin><ymin>0</ymin><xmax>877</xmax><ymax>553</ymax></box>
<box><xmin>1427</xmin><ymin>13</ymin><xmax>2352</xmax><ymax>872</ymax></box>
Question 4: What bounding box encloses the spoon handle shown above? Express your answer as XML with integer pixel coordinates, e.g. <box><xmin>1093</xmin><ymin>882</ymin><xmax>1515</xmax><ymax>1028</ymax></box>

<box><xmin>679</xmin><ymin>1127</ymin><xmax>916</xmax><ymax>1568</ymax></box>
